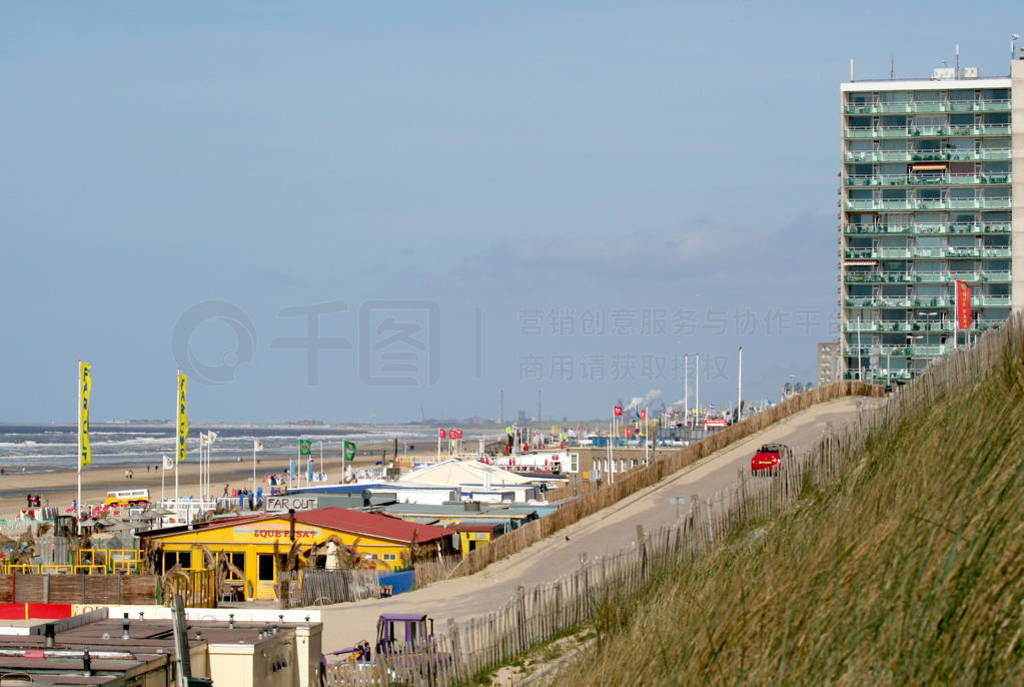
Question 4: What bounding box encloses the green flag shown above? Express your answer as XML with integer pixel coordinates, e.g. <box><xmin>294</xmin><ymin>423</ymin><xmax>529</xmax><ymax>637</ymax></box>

<box><xmin>299</xmin><ymin>439</ymin><xmax>312</xmax><ymax>456</ymax></box>
<box><xmin>344</xmin><ymin>441</ymin><xmax>357</xmax><ymax>462</ymax></box>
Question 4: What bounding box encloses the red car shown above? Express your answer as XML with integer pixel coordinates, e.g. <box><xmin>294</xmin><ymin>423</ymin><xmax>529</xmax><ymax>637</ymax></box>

<box><xmin>750</xmin><ymin>443</ymin><xmax>792</xmax><ymax>476</ymax></box>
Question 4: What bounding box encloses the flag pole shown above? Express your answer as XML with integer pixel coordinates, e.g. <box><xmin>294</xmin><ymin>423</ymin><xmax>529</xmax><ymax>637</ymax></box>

<box><xmin>737</xmin><ymin>346</ymin><xmax>743</xmax><ymax>423</ymax></box>
<box><xmin>684</xmin><ymin>353</ymin><xmax>689</xmax><ymax>442</ymax></box>
<box><xmin>644</xmin><ymin>407</ymin><xmax>649</xmax><ymax>465</ymax></box>
<box><xmin>252</xmin><ymin>440</ymin><xmax>257</xmax><ymax>494</ymax></box>
<box><xmin>76</xmin><ymin>361</ymin><xmax>82</xmax><ymax>535</ymax></box>
<box><xmin>161</xmin><ymin>456</ymin><xmax>165</xmax><ymax>505</ymax></box>
<box><xmin>695</xmin><ymin>353</ymin><xmax>701</xmax><ymax>439</ymax></box>
<box><xmin>174</xmin><ymin>370</ymin><xmax>179</xmax><ymax>510</ymax></box>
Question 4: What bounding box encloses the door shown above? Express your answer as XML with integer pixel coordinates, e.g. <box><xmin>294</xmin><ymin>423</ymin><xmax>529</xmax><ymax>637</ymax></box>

<box><xmin>256</xmin><ymin>553</ymin><xmax>276</xmax><ymax>600</ymax></box>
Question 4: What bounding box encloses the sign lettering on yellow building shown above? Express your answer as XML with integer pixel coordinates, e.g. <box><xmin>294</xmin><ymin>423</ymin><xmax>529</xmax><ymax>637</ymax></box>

<box><xmin>232</xmin><ymin>526</ymin><xmax>323</xmax><ymax>541</ymax></box>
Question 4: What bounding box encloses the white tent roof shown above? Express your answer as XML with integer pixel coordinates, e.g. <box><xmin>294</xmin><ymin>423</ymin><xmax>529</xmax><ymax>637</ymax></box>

<box><xmin>398</xmin><ymin>459</ymin><xmax>535</xmax><ymax>487</ymax></box>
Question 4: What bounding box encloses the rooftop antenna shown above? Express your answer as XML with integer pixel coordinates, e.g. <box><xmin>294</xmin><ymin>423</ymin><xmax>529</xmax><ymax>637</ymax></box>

<box><xmin>850</xmin><ymin>57</ymin><xmax>855</xmax><ymax>81</ymax></box>
<box><xmin>890</xmin><ymin>53</ymin><xmax>895</xmax><ymax>79</ymax></box>
<box><xmin>1013</xmin><ymin>35</ymin><xmax>1020</xmax><ymax>61</ymax></box>
<box><xmin>955</xmin><ymin>43</ymin><xmax>960</xmax><ymax>78</ymax></box>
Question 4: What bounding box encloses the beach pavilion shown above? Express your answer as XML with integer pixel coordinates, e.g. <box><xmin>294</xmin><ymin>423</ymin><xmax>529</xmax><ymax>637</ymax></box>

<box><xmin>137</xmin><ymin>506</ymin><xmax>457</xmax><ymax>601</ymax></box>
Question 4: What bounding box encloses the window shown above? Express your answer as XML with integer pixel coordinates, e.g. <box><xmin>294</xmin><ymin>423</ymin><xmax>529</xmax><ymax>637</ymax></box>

<box><xmin>257</xmin><ymin>554</ymin><xmax>275</xmax><ymax>582</ymax></box>
<box><xmin>983</xmin><ymin>235</ymin><xmax>1010</xmax><ymax>248</ymax></box>
<box><xmin>161</xmin><ymin>551</ymin><xmax>192</xmax><ymax>573</ymax></box>
<box><xmin>382</xmin><ymin>553</ymin><xmax>398</xmax><ymax>562</ymax></box>
<box><xmin>224</xmin><ymin>552</ymin><xmax>245</xmax><ymax>581</ymax></box>
<box><xmin>981</xmin><ymin>88</ymin><xmax>1009</xmax><ymax>102</ymax></box>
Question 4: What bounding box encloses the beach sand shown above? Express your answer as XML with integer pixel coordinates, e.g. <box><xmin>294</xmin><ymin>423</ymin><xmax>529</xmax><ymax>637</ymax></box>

<box><xmin>0</xmin><ymin>442</ymin><xmax>415</xmax><ymax>518</ymax></box>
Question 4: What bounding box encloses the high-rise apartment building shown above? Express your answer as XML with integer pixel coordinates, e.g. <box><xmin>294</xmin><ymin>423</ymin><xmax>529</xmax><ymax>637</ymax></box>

<box><xmin>840</xmin><ymin>57</ymin><xmax>1024</xmax><ymax>383</ymax></box>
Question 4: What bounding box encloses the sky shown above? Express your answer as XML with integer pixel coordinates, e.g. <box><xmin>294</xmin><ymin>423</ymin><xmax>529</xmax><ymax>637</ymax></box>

<box><xmin>2</xmin><ymin>2</ymin><xmax>1021</xmax><ymax>424</ymax></box>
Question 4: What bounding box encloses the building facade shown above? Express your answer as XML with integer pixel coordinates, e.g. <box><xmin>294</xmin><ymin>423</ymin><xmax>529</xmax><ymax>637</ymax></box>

<box><xmin>840</xmin><ymin>58</ymin><xmax>1024</xmax><ymax>382</ymax></box>
<box><xmin>817</xmin><ymin>341</ymin><xmax>841</xmax><ymax>386</ymax></box>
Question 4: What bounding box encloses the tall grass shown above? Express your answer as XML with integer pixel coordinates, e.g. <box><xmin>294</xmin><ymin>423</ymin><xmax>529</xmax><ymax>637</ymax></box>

<box><xmin>549</xmin><ymin>315</ymin><xmax>1024</xmax><ymax>685</ymax></box>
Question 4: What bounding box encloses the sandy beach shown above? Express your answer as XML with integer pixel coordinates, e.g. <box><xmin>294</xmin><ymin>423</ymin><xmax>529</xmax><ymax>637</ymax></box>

<box><xmin>0</xmin><ymin>442</ymin><xmax>424</xmax><ymax>518</ymax></box>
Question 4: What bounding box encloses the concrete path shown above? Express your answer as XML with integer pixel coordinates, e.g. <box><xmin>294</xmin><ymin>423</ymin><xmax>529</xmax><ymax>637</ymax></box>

<box><xmin>318</xmin><ymin>396</ymin><xmax>881</xmax><ymax>651</ymax></box>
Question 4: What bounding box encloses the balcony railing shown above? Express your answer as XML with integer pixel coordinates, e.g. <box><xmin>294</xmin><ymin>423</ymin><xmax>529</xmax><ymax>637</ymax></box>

<box><xmin>844</xmin><ymin>270</ymin><xmax>1010</xmax><ymax>284</ymax></box>
<box><xmin>844</xmin><ymin>124</ymin><xmax>1011</xmax><ymax>139</ymax></box>
<box><xmin>844</xmin><ymin>344</ymin><xmax>949</xmax><ymax>357</ymax></box>
<box><xmin>843</xmin><ymin>149</ymin><xmax>1011</xmax><ymax>163</ymax></box>
<box><xmin>843</xmin><ymin>320</ymin><xmax>955</xmax><ymax>333</ymax></box>
<box><xmin>845</xmin><ymin>173</ymin><xmax>1011</xmax><ymax>187</ymax></box>
<box><xmin>844</xmin><ymin>369</ymin><xmax>916</xmax><ymax>382</ymax></box>
<box><xmin>843</xmin><ymin>222</ymin><xmax>1011</xmax><ymax>235</ymax></box>
<box><xmin>844</xmin><ymin>100</ymin><xmax>1011</xmax><ymax>115</ymax></box>
<box><xmin>844</xmin><ymin>295</ymin><xmax>1009</xmax><ymax>308</ymax></box>
<box><xmin>844</xmin><ymin>198</ymin><xmax>1012</xmax><ymax>211</ymax></box>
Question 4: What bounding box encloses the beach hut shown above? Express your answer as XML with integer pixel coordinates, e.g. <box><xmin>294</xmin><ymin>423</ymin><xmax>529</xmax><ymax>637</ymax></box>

<box><xmin>136</xmin><ymin>506</ymin><xmax>456</xmax><ymax>600</ymax></box>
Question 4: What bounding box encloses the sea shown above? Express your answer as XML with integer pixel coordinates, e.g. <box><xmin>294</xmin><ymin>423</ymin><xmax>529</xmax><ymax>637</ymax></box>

<box><xmin>0</xmin><ymin>423</ymin><xmax>446</xmax><ymax>473</ymax></box>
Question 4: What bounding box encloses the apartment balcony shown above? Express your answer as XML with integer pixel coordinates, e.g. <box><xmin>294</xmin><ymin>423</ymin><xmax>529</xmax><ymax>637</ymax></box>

<box><xmin>843</xmin><ymin>100</ymin><xmax>1011</xmax><ymax>115</ymax></box>
<box><xmin>844</xmin><ymin>243</ymin><xmax>1014</xmax><ymax>257</ymax></box>
<box><xmin>843</xmin><ymin>124</ymin><xmax>1011</xmax><ymax>139</ymax></box>
<box><xmin>844</xmin><ymin>149</ymin><xmax>1012</xmax><ymax>163</ymax></box>
<box><xmin>844</xmin><ymin>173</ymin><xmax>1011</xmax><ymax>188</ymax></box>
<box><xmin>843</xmin><ymin>222</ymin><xmax>1011</xmax><ymax>236</ymax></box>
<box><xmin>843</xmin><ymin>319</ymin><xmax>953</xmax><ymax>333</ymax></box>
<box><xmin>974</xmin><ymin>295</ymin><xmax>1012</xmax><ymax>306</ymax></box>
<box><xmin>844</xmin><ymin>344</ymin><xmax>949</xmax><ymax>358</ymax></box>
<box><xmin>844</xmin><ymin>198</ymin><xmax>1012</xmax><ymax>211</ymax></box>
<box><xmin>844</xmin><ymin>270</ymin><xmax>1010</xmax><ymax>285</ymax></box>
<box><xmin>844</xmin><ymin>369</ymin><xmax>916</xmax><ymax>382</ymax></box>
<box><xmin>844</xmin><ymin>295</ymin><xmax>1006</xmax><ymax>308</ymax></box>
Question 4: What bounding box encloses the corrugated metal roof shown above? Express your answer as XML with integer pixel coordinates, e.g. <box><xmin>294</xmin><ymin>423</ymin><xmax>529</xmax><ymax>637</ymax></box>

<box><xmin>143</xmin><ymin>507</ymin><xmax>454</xmax><ymax>545</ymax></box>
<box><xmin>293</xmin><ymin>507</ymin><xmax>455</xmax><ymax>544</ymax></box>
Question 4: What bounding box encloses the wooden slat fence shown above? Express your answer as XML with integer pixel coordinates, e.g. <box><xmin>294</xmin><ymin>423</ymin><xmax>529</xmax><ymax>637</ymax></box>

<box><xmin>299</xmin><ymin>569</ymin><xmax>381</xmax><ymax>605</ymax></box>
<box><xmin>322</xmin><ymin>313</ymin><xmax>1023</xmax><ymax>686</ymax></box>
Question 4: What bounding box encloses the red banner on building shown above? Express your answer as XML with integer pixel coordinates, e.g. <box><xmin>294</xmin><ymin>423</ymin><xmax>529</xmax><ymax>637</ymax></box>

<box><xmin>613</xmin><ymin>405</ymin><xmax>623</xmax><ymax>416</ymax></box>
<box><xmin>956</xmin><ymin>280</ymin><xmax>972</xmax><ymax>330</ymax></box>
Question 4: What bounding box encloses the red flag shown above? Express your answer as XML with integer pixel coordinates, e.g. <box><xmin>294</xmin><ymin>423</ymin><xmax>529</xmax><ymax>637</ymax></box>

<box><xmin>639</xmin><ymin>409</ymin><xmax>647</xmax><ymax>420</ymax></box>
<box><xmin>956</xmin><ymin>280</ymin><xmax>972</xmax><ymax>330</ymax></box>
<box><xmin>613</xmin><ymin>405</ymin><xmax>623</xmax><ymax>417</ymax></box>
<box><xmin>438</xmin><ymin>428</ymin><xmax>446</xmax><ymax>439</ymax></box>
<box><xmin>450</xmin><ymin>428</ymin><xmax>463</xmax><ymax>439</ymax></box>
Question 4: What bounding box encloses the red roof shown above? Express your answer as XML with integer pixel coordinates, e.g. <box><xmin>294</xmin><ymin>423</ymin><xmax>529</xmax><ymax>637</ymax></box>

<box><xmin>453</xmin><ymin>522</ymin><xmax>501</xmax><ymax>533</ymax></box>
<box><xmin>142</xmin><ymin>506</ymin><xmax>456</xmax><ymax>545</ymax></box>
<box><xmin>291</xmin><ymin>507</ymin><xmax>455</xmax><ymax>544</ymax></box>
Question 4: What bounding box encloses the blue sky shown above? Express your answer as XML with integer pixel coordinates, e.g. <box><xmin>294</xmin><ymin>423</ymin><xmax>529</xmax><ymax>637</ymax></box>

<box><xmin>2</xmin><ymin>2</ymin><xmax>1020</xmax><ymax>423</ymax></box>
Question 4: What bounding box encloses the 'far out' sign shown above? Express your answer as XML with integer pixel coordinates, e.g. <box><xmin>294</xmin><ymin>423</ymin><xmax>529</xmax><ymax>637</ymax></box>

<box><xmin>264</xmin><ymin>495</ymin><xmax>319</xmax><ymax>512</ymax></box>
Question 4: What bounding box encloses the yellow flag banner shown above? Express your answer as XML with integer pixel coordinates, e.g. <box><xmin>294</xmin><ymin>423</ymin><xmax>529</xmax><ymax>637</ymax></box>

<box><xmin>177</xmin><ymin>373</ymin><xmax>188</xmax><ymax>462</ymax></box>
<box><xmin>79</xmin><ymin>362</ymin><xmax>92</xmax><ymax>467</ymax></box>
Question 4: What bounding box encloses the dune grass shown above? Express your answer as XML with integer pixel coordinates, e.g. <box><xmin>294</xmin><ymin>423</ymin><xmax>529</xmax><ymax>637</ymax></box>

<box><xmin>549</xmin><ymin>320</ymin><xmax>1024</xmax><ymax>685</ymax></box>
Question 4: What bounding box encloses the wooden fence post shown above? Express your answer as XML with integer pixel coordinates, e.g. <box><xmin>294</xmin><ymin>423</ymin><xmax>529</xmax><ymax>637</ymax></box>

<box><xmin>515</xmin><ymin>586</ymin><xmax>527</xmax><ymax>654</ymax></box>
